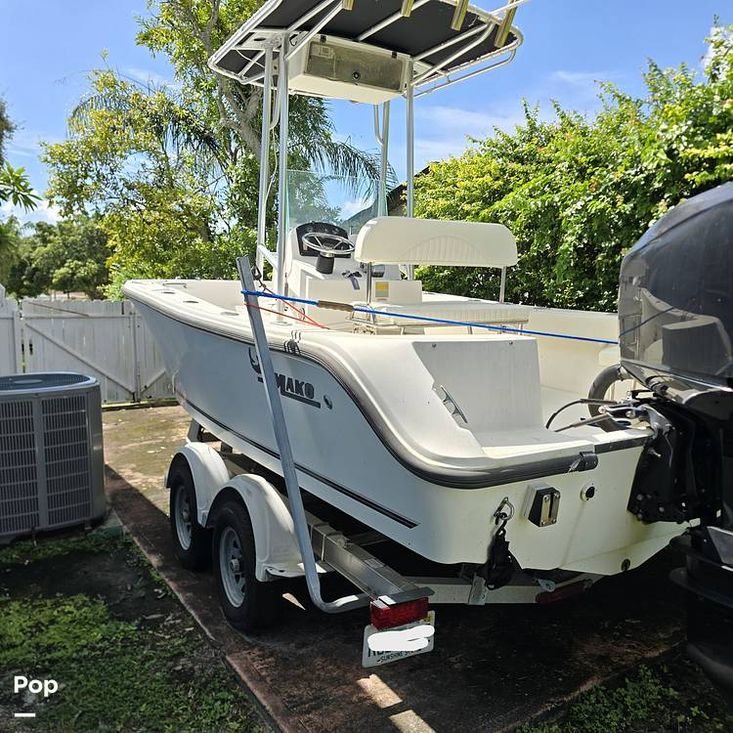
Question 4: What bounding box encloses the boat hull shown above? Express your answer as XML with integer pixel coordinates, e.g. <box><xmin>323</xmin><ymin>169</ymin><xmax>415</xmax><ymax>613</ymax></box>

<box><xmin>133</xmin><ymin>297</ymin><xmax>686</xmax><ymax>573</ymax></box>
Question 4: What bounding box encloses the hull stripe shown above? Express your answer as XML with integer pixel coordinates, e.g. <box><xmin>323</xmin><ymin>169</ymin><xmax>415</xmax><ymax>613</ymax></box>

<box><xmin>182</xmin><ymin>394</ymin><xmax>420</xmax><ymax>529</ymax></box>
<box><xmin>133</xmin><ymin>299</ymin><xmax>647</xmax><ymax>490</ymax></box>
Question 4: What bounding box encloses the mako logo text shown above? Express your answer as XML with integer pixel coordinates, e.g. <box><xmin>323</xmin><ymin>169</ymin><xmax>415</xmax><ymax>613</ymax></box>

<box><xmin>248</xmin><ymin>348</ymin><xmax>321</xmax><ymax>408</ymax></box>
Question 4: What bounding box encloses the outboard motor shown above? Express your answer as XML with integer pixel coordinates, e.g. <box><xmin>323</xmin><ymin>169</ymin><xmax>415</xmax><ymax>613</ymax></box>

<box><xmin>618</xmin><ymin>182</ymin><xmax>733</xmax><ymax>701</ymax></box>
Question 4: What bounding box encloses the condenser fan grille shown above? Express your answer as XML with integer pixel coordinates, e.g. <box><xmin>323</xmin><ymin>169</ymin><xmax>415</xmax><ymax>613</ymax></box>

<box><xmin>0</xmin><ymin>373</ymin><xmax>105</xmax><ymax>543</ymax></box>
<box><xmin>0</xmin><ymin>399</ymin><xmax>40</xmax><ymax>536</ymax></box>
<box><xmin>43</xmin><ymin>395</ymin><xmax>92</xmax><ymax>526</ymax></box>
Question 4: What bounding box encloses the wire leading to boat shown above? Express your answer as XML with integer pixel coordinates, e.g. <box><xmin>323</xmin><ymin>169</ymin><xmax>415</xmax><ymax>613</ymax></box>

<box><xmin>249</xmin><ymin>265</ymin><xmax>328</xmax><ymax>329</ymax></box>
<box><xmin>240</xmin><ymin>289</ymin><xmax>619</xmax><ymax>345</ymax></box>
<box><xmin>245</xmin><ymin>302</ymin><xmax>329</xmax><ymax>329</ymax></box>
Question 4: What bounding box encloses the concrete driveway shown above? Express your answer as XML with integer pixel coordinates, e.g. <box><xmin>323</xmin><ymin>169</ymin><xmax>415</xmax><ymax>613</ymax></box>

<box><xmin>103</xmin><ymin>404</ymin><xmax>686</xmax><ymax>733</ymax></box>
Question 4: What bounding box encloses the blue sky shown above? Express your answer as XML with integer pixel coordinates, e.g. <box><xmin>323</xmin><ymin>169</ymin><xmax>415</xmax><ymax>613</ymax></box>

<box><xmin>0</xmin><ymin>0</ymin><xmax>729</xmax><ymax>224</ymax></box>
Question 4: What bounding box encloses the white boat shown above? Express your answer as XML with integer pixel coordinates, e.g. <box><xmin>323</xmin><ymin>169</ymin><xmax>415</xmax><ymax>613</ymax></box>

<box><xmin>126</xmin><ymin>270</ymin><xmax>679</xmax><ymax>573</ymax></box>
<box><xmin>124</xmin><ymin>0</ymin><xmax>733</xmax><ymax>680</ymax></box>
<box><xmin>124</xmin><ymin>0</ymin><xmax>683</xmax><ymax>574</ymax></box>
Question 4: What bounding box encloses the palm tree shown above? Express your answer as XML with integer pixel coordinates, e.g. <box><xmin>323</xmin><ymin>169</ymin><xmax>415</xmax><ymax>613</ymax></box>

<box><xmin>1</xmin><ymin>97</ymin><xmax>38</xmax><ymax>284</ymax></box>
<box><xmin>70</xmin><ymin>73</ymin><xmax>386</xmax><ymax>193</ymax></box>
<box><xmin>119</xmin><ymin>0</ymin><xmax>390</xmax><ymax>194</ymax></box>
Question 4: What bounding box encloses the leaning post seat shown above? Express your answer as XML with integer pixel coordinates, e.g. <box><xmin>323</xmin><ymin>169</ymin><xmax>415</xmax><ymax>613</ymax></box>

<box><xmin>353</xmin><ymin>217</ymin><xmax>527</xmax><ymax>332</ymax></box>
<box><xmin>355</xmin><ymin>217</ymin><xmax>518</xmax><ymax>268</ymax></box>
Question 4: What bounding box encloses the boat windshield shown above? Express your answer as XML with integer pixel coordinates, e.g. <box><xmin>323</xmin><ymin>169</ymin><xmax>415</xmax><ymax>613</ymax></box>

<box><xmin>287</xmin><ymin>170</ymin><xmax>385</xmax><ymax>237</ymax></box>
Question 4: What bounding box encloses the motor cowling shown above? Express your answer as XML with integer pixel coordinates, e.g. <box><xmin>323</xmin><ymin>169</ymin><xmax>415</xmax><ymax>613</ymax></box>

<box><xmin>618</xmin><ymin>182</ymin><xmax>733</xmax><ymax>701</ymax></box>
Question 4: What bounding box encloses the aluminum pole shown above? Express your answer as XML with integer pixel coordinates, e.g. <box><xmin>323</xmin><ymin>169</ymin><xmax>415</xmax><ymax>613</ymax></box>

<box><xmin>275</xmin><ymin>40</ymin><xmax>290</xmax><ymax>312</ymax></box>
<box><xmin>256</xmin><ymin>46</ymin><xmax>274</xmax><ymax>274</ymax></box>
<box><xmin>406</xmin><ymin>74</ymin><xmax>415</xmax><ymax>218</ymax></box>
<box><xmin>405</xmin><ymin>71</ymin><xmax>416</xmax><ymax>280</ymax></box>
<box><xmin>378</xmin><ymin>101</ymin><xmax>390</xmax><ymax>217</ymax></box>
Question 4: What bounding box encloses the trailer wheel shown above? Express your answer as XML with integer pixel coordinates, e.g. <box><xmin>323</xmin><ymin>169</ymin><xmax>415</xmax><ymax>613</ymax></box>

<box><xmin>213</xmin><ymin>500</ymin><xmax>282</xmax><ymax>632</ymax></box>
<box><xmin>169</xmin><ymin>462</ymin><xmax>211</xmax><ymax>570</ymax></box>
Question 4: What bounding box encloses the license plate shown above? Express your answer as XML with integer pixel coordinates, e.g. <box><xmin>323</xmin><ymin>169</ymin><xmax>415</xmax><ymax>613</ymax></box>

<box><xmin>361</xmin><ymin>611</ymin><xmax>435</xmax><ymax>668</ymax></box>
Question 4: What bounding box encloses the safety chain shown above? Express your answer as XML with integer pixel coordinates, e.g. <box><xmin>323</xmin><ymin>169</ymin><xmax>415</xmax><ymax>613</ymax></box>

<box><xmin>482</xmin><ymin>497</ymin><xmax>516</xmax><ymax>590</ymax></box>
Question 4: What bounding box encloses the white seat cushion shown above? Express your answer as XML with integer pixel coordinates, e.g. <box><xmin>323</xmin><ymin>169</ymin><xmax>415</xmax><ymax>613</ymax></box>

<box><xmin>355</xmin><ymin>217</ymin><xmax>518</xmax><ymax>268</ymax></box>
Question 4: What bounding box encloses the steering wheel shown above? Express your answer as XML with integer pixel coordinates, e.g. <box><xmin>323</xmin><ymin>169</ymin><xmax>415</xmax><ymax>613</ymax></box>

<box><xmin>302</xmin><ymin>231</ymin><xmax>355</xmax><ymax>257</ymax></box>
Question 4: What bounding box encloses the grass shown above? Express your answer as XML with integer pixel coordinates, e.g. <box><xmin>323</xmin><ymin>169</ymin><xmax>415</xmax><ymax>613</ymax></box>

<box><xmin>521</xmin><ymin>663</ymin><xmax>733</xmax><ymax>733</ymax></box>
<box><xmin>0</xmin><ymin>532</ymin><xmax>267</xmax><ymax>732</ymax></box>
<box><xmin>3</xmin><ymin>531</ymin><xmax>731</xmax><ymax>732</ymax></box>
<box><xmin>0</xmin><ymin>532</ymin><xmax>121</xmax><ymax>565</ymax></box>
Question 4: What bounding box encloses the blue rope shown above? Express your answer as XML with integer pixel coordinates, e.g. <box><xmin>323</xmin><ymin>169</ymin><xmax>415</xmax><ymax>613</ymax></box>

<box><xmin>241</xmin><ymin>289</ymin><xmax>619</xmax><ymax>346</ymax></box>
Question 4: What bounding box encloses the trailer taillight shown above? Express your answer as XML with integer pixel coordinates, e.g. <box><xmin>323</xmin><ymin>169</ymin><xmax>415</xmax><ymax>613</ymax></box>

<box><xmin>370</xmin><ymin>596</ymin><xmax>430</xmax><ymax>629</ymax></box>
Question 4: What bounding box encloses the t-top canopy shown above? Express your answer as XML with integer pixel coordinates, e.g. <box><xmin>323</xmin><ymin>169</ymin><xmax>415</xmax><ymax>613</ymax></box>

<box><xmin>208</xmin><ymin>0</ymin><xmax>524</xmax><ymax>98</ymax></box>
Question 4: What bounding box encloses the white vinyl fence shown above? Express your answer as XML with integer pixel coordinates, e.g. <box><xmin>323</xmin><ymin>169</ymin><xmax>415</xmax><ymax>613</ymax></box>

<box><xmin>0</xmin><ymin>287</ymin><xmax>22</xmax><ymax>374</ymax></box>
<box><xmin>0</xmin><ymin>291</ymin><xmax>173</xmax><ymax>404</ymax></box>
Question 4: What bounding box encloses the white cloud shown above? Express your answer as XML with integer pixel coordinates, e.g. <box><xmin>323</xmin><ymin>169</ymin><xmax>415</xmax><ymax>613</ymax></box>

<box><xmin>419</xmin><ymin>105</ymin><xmax>505</xmax><ymax>133</ymax></box>
<box><xmin>413</xmin><ymin>137</ymin><xmax>466</xmax><ymax>163</ymax></box>
<box><xmin>124</xmin><ymin>67</ymin><xmax>181</xmax><ymax>91</ymax></box>
<box><xmin>543</xmin><ymin>69</ymin><xmax>623</xmax><ymax>116</ymax></box>
<box><xmin>547</xmin><ymin>70</ymin><xmax>609</xmax><ymax>86</ymax></box>
<box><xmin>340</xmin><ymin>197</ymin><xmax>372</xmax><ymax>218</ymax></box>
<box><xmin>409</xmin><ymin>104</ymin><xmax>526</xmax><ymax>165</ymax></box>
<box><xmin>2</xmin><ymin>198</ymin><xmax>61</xmax><ymax>225</ymax></box>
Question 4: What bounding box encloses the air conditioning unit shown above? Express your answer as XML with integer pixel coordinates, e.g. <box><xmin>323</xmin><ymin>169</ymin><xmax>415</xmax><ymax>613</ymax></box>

<box><xmin>0</xmin><ymin>373</ymin><xmax>106</xmax><ymax>544</ymax></box>
<box><xmin>289</xmin><ymin>35</ymin><xmax>410</xmax><ymax>104</ymax></box>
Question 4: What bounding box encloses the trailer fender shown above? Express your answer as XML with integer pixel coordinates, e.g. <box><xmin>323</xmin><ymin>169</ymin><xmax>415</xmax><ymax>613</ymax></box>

<box><xmin>166</xmin><ymin>443</ymin><xmax>230</xmax><ymax>526</ymax></box>
<box><xmin>207</xmin><ymin>475</ymin><xmax>303</xmax><ymax>582</ymax></box>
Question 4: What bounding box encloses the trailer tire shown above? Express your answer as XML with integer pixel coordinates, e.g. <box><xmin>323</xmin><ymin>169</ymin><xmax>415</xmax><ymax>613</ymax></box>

<box><xmin>213</xmin><ymin>499</ymin><xmax>282</xmax><ymax>632</ymax></box>
<box><xmin>169</xmin><ymin>462</ymin><xmax>211</xmax><ymax>570</ymax></box>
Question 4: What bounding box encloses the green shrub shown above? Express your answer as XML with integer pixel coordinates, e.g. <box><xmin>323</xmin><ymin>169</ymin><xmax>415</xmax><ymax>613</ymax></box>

<box><xmin>415</xmin><ymin>25</ymin><xmax>733</xmax><ymax>312</ymax></box>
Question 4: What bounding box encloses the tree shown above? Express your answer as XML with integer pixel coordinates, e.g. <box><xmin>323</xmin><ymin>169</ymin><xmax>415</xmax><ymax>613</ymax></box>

<box><xmin>0</xmin><ymin>99</ymin><xmax>39</xmax><ymax>211</ymax></box>
<box><xmin>0</xmin><ymin>216</ymin><xmax>22</xmax><ymax>287</ymax></box>
<box><xmin>0</xmin><ymin>96</ymin><xmax>39</xmax><ymax>286</ymax></box>
<box><xmin>0</xmin><ymin>98</ymin><xmax>13</xmax><ymax>154</ymax></box>
<box><xmin>6</xmin><ymin>217</ymin><xmax>110</xmax><ymax>300</ymax></box>
<box><xmin>5</xmin><ymin>236</ymin><xmax>43</xmax><ymax>299</ymax></box>
<box><xmin>44</xmin><ymin>0</ymin><xmax>382</xmax><ymax>295</ymax></box>
<box><xmin>34</xmin><ymin>218</ymin><xmax>109</xmax><ymax>299</ymax></box>
<box><xmin>44</xmin><ymin>70</ymin><xmax>235</xmax><ymax>294</ymax></box>
<box><xmin>136</xmin><ymin>0</ymin><xmax>380</xmax><ymax>180</ymax></box>
<box><xmin>415</xmin><ymin>24</ymin><xmax>733</xmax><ymax>312</ymax></box>
<box><xmin>0</xmin><ymin>162</ymin><xmax>40</xmax><ymax>212</ymax></box>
